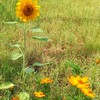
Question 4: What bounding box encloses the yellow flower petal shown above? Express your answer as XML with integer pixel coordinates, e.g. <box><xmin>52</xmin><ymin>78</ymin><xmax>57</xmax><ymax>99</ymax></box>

<box><xmin>77</xmin><ymin>83</ymin><xmax>90</xmax><ymax>89</ymax></box>
<box><xmin>81</xmin><ymin>88</ymin><xmax>95</xmax><ymax>98</ymax></box>
<box><xmin>78</xmin><ymin>77</ymin><xmax>88</xmax><ymax>84</ymax></box>
<box><xmin>68</xmin><ymin>76</ymin><xmax>79</xmax><ymax>86</ymax></box>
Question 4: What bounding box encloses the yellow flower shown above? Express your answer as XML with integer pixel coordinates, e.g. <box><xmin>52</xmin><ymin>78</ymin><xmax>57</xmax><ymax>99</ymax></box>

<box><xmin>81</xmin><ymin>88</ymin><xmax>95</xmax><ymax>98</ymax></box>
<box><xmin>95</xmin><ymin>59</ymin><xmax>100</xmax><ymax>64</ymax></box>
<box><xmin>68</xmin><ymin>76</ymin><xmax>89</xmax><ymax>86</ymax></box>
<box><xmin>41</xmin><ymin>78</ymin><xmax>53</xmax><ymax>84</ymax></box>
<box><xmin>16</xmin><ymin>0</ymin><xmax>40</xmax><ymax>22</ymax></box>
<box><xmin>34</xmin><ymin>91</ymin><xmax>45</xmax><ymax>98</ymax></box>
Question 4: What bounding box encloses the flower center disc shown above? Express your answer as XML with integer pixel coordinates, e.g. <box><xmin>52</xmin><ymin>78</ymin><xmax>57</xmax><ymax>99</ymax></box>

<box><xmin>23</xmin><ymin>4</ymin><xmax>33</xmax><ymax>16</ymax></box>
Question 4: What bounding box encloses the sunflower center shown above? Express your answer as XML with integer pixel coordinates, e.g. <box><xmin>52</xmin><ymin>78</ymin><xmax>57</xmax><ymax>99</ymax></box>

<box><xmin>23</xmin><ymin>4</ymin><xmax>33</xmax><ymax>16</ymax></box>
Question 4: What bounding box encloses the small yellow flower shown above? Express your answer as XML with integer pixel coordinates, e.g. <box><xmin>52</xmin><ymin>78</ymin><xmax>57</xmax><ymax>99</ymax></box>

<box><xmin>16</xmin><ymin>0</ymin><xmax>40</xmax><ymax>22</ymax></box>
<box><xmin>41</xmin><ymin>78</ymin><xmax>53</xmax><ymax>84</ymax></box>
<box><xmin>95</xmin><ymin>59</ymin><xmax>100</xmax><ymax>64</ymax></box>
<box><xmin>34</xmin><ymin>91</ymin><xmax>45</xmax><ymax>98</ymax></box>
<box><xmin>81</xmin><ymin>88</ymin><xmax>95</xmax><ymax>98</ymax></box>
<box><xmin>68</xmin><ymin>76</ymin><xmax>88</xmax><ymax>86</ymax></box>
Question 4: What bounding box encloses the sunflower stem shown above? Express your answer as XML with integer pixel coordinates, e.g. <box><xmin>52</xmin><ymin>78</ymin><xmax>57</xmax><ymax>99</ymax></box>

<box><xmin>22</xmin><ymin>23</ymin><xmax>26</xmax><ymax>84</ymax></box>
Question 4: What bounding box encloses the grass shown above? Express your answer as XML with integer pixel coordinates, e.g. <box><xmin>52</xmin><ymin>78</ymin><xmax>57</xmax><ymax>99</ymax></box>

<box><xmin>0</xmin><ymin>0</ymin><xmax>100</xmax><ymax>100</ymax></box>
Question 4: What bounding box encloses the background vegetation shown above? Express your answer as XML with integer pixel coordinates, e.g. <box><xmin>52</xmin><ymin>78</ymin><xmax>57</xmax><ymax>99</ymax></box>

<box><xmin>0</xmin><ymin>0</ymin><xmax>100</xmax><ymax>100</ymax></box>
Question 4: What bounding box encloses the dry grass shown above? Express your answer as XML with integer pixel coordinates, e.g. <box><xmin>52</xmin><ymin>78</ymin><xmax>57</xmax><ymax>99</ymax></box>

<box><xmin>0</xmin><ymin>0</ymin><xmax>100</xmax><ymax>99</ymax></box>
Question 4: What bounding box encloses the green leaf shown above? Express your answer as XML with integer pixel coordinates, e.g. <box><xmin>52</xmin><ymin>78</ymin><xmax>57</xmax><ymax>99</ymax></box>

<box><xmin>31</xmin><ymin>28</ymin><xmax>43</xmax><ymax>33</ymax></box>
<box><xmin>18</xmin><ymin>92</ymin><xmax>30</xmax><ymax>100</ymax></box>
<box><xmin>7</xmin><ymin>44</ymin><xmax>20</xmax><ymax>48</ymax></box>
<box><xmin>11</xmin><ymin>52</ymin><xmax>22</xmax><ymax>60</ymax></box>
<box><xmin>33</xmin><ymin>62</ymin><xmax>50</xmax><ymax>67</ymax></box>
<box><xmin>23</xmin><ymin>67</ymin><xmax>34</xmax><ymax>74</ymax></box>
<box><xmin>0</xmin><ymin>82</ymin><xmax>14</xmax><ymax>90</ymax></box>
<box><xmin>3</xmin><ymin>21</ymin><xmax>17</xmax><ymax>24</ymax></box>
<box><xmin>32</xmin><ymin>36</ymin><xmax>50</xmax><ymax>42</ymax></box>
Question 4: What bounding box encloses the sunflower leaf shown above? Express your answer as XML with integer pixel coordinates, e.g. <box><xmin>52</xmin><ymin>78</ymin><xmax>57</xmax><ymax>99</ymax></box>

<box><xmin>23</xmin><ymin>67</ymin><xmax>34</xmax><ymax>74</ymax></box>
<box><xmin>11</xmin><ymin>52</ymin><xmax>22</xmax><ymax>60</ymax></box>
<box><xmin>31</xmin><ymin>28</ymin><xmax>43</xmax><ymax>33</ymax></box>
<box><xmin>7</xmin><ymin>44</ymin><xmax>20</xmax><ymax>48</ymax></box>
<box><xmin>32</xmin><ymin>36</ymin><xmax>50</xmax><ymax>42</ymax></box>
<box><xmin>18</xmin><ymin>92</ymin><xmax>30</xmax><ymax>100</ymax></box>
<box><xmin>3</xmin><ymin>21</ymin><xmax>17</xmax><ymax>24</ymax></box>
<box><xmin>0</xmin><ymin>82</ymin><xmax>14</xmax><ymax>90</ymax></box>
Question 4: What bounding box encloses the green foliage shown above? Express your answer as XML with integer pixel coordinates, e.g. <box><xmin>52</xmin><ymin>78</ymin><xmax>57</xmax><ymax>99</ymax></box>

<box><xmin>65</xmin><ymin>60</ymin><xmax>83</xmax><ymax>75</ymax></box>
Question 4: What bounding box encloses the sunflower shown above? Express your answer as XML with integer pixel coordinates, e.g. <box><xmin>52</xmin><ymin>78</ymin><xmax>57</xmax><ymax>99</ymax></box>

<box><xmin>16</xmin><ymin>0</ymin><xmax>40</xmax><ymax>22</ymax></box>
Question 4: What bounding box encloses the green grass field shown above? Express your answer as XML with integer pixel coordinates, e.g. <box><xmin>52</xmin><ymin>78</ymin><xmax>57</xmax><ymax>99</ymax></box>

<box><xmin>0</xmin><ymin>0</ymin><xmax>100</xmax><ymax>100</ymax></box>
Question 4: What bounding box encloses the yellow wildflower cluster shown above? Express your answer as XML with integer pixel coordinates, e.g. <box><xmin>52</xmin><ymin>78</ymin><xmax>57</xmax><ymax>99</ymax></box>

<box><xmin>41</xmin><ymin>78</ymin><xmax>53</xmax><ymax>84</ymax></box>
<box><xmin>33</xmin><ymin>78</ymin><xmax>53</xmax><ymax>98</ymax></box>
<box><xmin>68</xmin><ymin>76</ymin><xmax>95</xmax><ymax>98</ymax></box>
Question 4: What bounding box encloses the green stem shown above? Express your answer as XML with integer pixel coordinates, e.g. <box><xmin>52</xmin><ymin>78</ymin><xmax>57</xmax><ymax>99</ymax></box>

<box><xmin>22</xmin><ymin>23</ymin><xmax>26</xmax><ymax>82</ymax></box>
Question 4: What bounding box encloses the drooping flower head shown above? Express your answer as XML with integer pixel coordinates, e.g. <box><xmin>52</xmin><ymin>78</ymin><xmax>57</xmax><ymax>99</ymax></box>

<box><xmin>16</xmin><ymin>0</ymin><xmax>40</xmax><ymax>22</ymax></box>
<box><xmin>34</xmin><ymin>91</ymin><xmax>45</xmax><ymax>98</ymax></box>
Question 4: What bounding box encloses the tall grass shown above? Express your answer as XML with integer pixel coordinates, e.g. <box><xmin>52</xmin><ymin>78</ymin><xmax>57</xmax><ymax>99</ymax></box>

<box><xmin>0</xmin><ymin>0</ymin><xmax>100</xmax><ymax>100</ymax></box>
